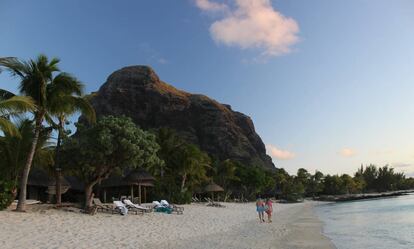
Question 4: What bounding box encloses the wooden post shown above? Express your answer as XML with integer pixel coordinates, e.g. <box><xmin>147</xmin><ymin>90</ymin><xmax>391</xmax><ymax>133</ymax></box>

<box><xmin>138</xmin><ymin>184</ymin><xmax>142</xmax><ymax>205</ymax></box>
<box><xmin>103</xmin><ymin>189</ymin><xmax>107</xmax><ymax>203</ymax></box>
<box><xmin>144</xmin><ymin>187</ymin><xmax>146</xmax><ymax>203</ymax></box>
<box><xmin>56</xmin><ymin>168</ymin><xmax>61</xmax><ymax>206</ymax></box>
<box><xmin>131</xmin><ymin>185</ymin><xmax>134</xmax><ymax>200</ymax></box>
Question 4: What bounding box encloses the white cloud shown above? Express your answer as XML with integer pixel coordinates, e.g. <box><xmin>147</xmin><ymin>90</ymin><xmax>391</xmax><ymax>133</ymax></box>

<box><xmin>138</xmin><ymin>42</ymin><xmax>168</xmax><ymax>65</ymax></box>
<box><xmin>339</xmin><ymin>148</ymin><xmax>356</xmax><ymax>157</ymax></box>
<box><xmin>195</xmin><ymin>0</ymin><xmax>228</xmax><ymax>12</ymax></box>
<box><xmin>267</xmin><ymin>144</ymin><xmax>295</xmax><ymax>160</ymax></box>
<box><xmin>195</xmin><ymin>0</ymin><xmax>299</xmax><ymax>57</ymax></box>
<box><xmin>157</xmin><ymin>58</ymin><xmax>168</xmax><ymax>64</ymax></box>
<box><xmin>392</xmin><ymin>163</ymin><xmax>413</xmax><ymax>168</ymax></box>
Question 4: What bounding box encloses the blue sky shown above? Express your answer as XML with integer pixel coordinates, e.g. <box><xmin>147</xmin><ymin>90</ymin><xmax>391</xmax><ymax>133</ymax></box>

<box><xmin>1</xmin><ymin>0</ymin><xmax>414</xmax><ymax>176</ymax></box>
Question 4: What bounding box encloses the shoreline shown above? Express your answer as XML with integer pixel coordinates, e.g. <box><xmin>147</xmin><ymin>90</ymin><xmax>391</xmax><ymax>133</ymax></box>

<box><xmin>0</xmin><ymin>202</ymin><xmax>335</xmax><ymax>249</ymax></box>
<box><xmin>275</xmin><ymin>202</ymin><xmax>336</xmax><ymax>249</ymax></box>
<box><xmin>314</xmin><ymin>189</ymin><xmax>414</xmax><ymax>202</ymax></box>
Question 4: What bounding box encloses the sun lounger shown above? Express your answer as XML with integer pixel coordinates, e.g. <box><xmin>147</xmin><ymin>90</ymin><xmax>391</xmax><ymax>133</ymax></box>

<box><xmin>204</xmin><ymin>197</ymin><xmax>226</xmax><ymax>208</ymax></box>
<box><xmin>93</xmin><ymin>198</ymin><xmax>117</xmax><ymax>214</ymax></box>
<box><xmin>123</xmin><ymin>199</ymin><xmax>152</xmax><ymax>213</ymax></box>
<box><xmin>114</xmin><ymin>200</ymin><xmax>138</xmax><ymax>215</ymax></box>
<box><xmin>160</xmin><ymin>200</ymin><xmax>184</xmax><ymax>215</ymax></box>
<box><xmin>192</xmin><ymin>197</ymin><xmax>201</xmax><ymax>203</ymax></box>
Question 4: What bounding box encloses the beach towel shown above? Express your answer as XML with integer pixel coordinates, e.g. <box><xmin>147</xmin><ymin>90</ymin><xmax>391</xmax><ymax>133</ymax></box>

<box><xmin>152</xmin><ymin>201</ymin><xmax>162</xmax><ymax>208</ymax></box>
<box><xmin>114</xmin><ymin>201</ymin><xmax>128</xmax><ymax>215</ymax></box>
<box><xmin>160</xmin><ymin>200</ymin><xmax>170</xmax><ymax>207</ymax></box>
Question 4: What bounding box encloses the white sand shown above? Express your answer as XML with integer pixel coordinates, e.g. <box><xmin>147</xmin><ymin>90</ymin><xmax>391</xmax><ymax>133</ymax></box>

<box><xmin>0</xmin><ymin>202</ymin><xmax>335</xmax><ymax>249</ymax></box>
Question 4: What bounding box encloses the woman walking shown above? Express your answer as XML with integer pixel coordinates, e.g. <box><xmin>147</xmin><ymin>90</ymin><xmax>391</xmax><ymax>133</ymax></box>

<box><xmin>256</xmin><ymin>197</ymin><xmax>265</xmax><ymax>222</ymax></box>
<box><xmin>265</xmin><ymin>198</ymin><xmax>273</xmax><ymax>223</ymax></box>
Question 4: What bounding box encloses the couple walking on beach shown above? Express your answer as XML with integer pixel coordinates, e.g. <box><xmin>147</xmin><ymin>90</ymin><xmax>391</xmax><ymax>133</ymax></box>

<box><xmin>256</xmin><ymin>197</ymin><xmax>273</xmax><ymax>223</ymax></box>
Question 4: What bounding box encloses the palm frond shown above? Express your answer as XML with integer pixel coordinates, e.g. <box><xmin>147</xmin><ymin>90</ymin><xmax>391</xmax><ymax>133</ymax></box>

<box><xmin>0</xmin><ymin>57</ymin><xmax>28</xmax><ymax>77</ymax></box>
<box><xmin>0</xmin><ymin>89</ymin><xmax>16</xmax><ymax>100</ymax></box>
<box><xmin>0</xmin><ymin>117</ymin><xmax>20</xmax><ymax>137</ymax></box>
<box><xmin>67</xmin><ymin>96</ymin><xmax>96</xmax><ymax>123</ymax></box>
<box><xmin>0</xmin><ymin>96</ymin><xmax>35</xmax><ymax>115</ymax></box>
<box><xmin>49</xmin><ymin>72</ymin><xmax>83</xmax><ymax>96</ymax></box>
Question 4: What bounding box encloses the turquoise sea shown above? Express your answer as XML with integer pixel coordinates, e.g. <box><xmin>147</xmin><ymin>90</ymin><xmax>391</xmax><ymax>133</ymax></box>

<box><xmin>315</xmin><ymin>194</ymin><xmax>414</xmax><ymax>249</ymax></box>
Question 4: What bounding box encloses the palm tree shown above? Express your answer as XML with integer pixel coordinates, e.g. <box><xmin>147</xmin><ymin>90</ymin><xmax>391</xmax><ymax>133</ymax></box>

<box><xmin>174</xmin><ymin>144</ymin><xmax>211</xmax><ymax>193</ymax></box>
<box><xmin>47</xmin><ymin>73</ymin><xmax>95</xmax><ymax>205</ymax></box>
<box><xmin>154</xmin><ymin>128</ymin><xmax>185</xmax><ymax>178</ymax></box>
<box><xmin>0</xmin><ymin>54</ymin><xmax>82</xmax><ymax>211</ymax></box>
<box><xmin>0</xmin><ymin>89</ymin><xmax>35</xmax><ymax>137</ymax></box>
<box><xmin>0</xmin><ymin>119</ymin><xmax>53</xmax><ymax>190</ymax></box>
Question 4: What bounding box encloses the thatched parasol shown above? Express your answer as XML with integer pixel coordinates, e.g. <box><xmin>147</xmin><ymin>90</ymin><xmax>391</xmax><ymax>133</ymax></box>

<box><xmin>124</xmin><ymin>169</ymin><xmax>155</xmax><ymax>204</ymax></box>
<box><xmin>47</xmin><ymin>175</ymin><xmax>71</xmax><ymax>195</ymax></box>
<box><xmin>204</xmin><ymin>182</ymin><xmax>224</xmax><ymax>201</ymax></box>
<box><xmin>27</xmin><ymin>169</ymin><xmax>50</xmax><ymax>187</ymax></box>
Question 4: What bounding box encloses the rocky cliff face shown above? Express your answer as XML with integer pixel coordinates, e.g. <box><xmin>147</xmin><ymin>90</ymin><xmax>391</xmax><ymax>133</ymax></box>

<box><xmin>88</xmin><ymin>66</ymin><xmax>275</xmax><ymax>170</ymax></box>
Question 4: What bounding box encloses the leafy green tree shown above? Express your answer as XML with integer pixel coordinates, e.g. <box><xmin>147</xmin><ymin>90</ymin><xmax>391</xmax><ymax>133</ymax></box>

<box><xmin>376</xmin><ymin>165</ymin><xmax>395</xmax><ymax>192</ymax></box>
<box><xmin>213</xmin><ymin>159</ymin><xmax>240</xmax><ymax>195</ymax></box>
<box><xmin>340</xmin><ymin>174</ymin><xmax>357</xmax><ymax>194</ymax></box>
<box><xmin>281</xmin><ymin>175</ymin><xmax>305</xmax><ymax>202</ymax></box>
<box><xmin>153</xmin><ymin>128</ymin><xmax>212</xmax><ymax>203</ymax></box>
<box><xmin>296</xmin><ymin>168</ymin><xmax>311</xmax><ymax>195</ymax></box>
<box><xmin>153</xmin><ymin>128</ymin><xmax>184</xmax><ymax>178</ymax></box>
<box><xmin>174</xmin><ymin>144</ymin><xmax>210</xmax><ymax>193</ymax></box>
<box><xmin>60</xmin><ymin>116</ymin><xmax>161</xmax><ymax>209</ymax></box>
<box><xmin>306</xmin><ymin>171</ymin><xmax>324</xmax><ymax>197</ymax></box>
<box><xmin>322</xmin><ymin>175</ymin><xmax>344</xmax><ymax>195</ymax></box>
<box><xmin>235</xmin><ymin>164</ymin><xmax>268</xmax><ymax>199</ymax></box>
<box><xmin>274</xmin><ymin>168</ymin><xmax>290</xmax><ymax>192</ymax></box>
<box><xmin>362</xmin><ymin>164</ymin><xmax>378</xmax><ymax>191</ymax></box>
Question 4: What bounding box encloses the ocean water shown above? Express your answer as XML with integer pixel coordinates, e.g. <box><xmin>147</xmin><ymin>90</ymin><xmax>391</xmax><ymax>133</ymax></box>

<box><xmin>315</xmin><ymin>194</ymin><xmax>414</xmax><ymax>249</ymax></box>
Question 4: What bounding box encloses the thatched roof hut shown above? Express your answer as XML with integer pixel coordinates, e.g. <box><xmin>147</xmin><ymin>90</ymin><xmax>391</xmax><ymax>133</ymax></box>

<box><xmin>125</xmin><ymin>169</ymin><xmax>155</xmax><ymax>186</ymax></box>
<box><xmin>27</xmin><ymin>169</ymin><xmax>50</xmax><ymax>187</ymax></box>
<box><xmin>204</xmin><ymin>182</ymin><xmax>224</xmax><ymax>201</ymax></box>
<box><xmin>27</xmin><ymin>169</ymin><xmax>72</xmax><ymax>201</ymax></box>
<box><xmin>204</xmin><ymin>182</ymin><xmax>224</xmax><ymax>193</ymax></box>
<box><xmin>100</xmin><ymin>169</ymin><xmax>156</xmax><ymax>204</ymax></box>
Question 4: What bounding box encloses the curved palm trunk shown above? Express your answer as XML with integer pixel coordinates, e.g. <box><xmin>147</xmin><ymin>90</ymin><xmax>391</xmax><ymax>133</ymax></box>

<box><xmin>55</xmin><ymin>117</ymin><xmax>64</xmax><ymax>206</ymax></box>
<box><xmin>180</xmin><ymin>173</ymin><xmax>187</xmax><ymax>193</ymax></box>
<box><xmin>16</xmin><ymin>116</ymin><xmax>42</xmax><ymax>212</ymax></box>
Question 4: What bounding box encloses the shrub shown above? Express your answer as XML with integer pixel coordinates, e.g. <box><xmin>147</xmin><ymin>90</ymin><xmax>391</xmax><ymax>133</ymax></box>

<box><xmin>0</xmin><ymin>180</ymin><xmax>15</xmax><ymax>210</ymax></box>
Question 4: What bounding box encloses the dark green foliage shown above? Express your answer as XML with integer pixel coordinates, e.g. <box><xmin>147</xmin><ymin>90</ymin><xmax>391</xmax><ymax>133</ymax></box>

<box><xmin>152</xmin><ymin>128</ymin><xmax>210</xmax><ymax>204</ymax></box>
<box><xmin>0</xmin><ymin>180</ymin><xmax>15</xmax><ymax>210</ymax></box>
<box><xmin>0</xmin><ymin>119</ymin><xmax>53</xmax><ymax>186</ymax></box>
<box><xmin>318</xmin><ymin>165</ymin><xmax>414</xmax><ymax>196</ymax></box>
<box><xmin>60</xmin><ymin>115</ymin><xmax>162</xmax><ymax>208</ymax></box>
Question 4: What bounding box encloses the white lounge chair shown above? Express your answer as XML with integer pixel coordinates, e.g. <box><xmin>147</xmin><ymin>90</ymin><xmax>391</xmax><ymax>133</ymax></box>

<box><xmin>114</xmin><ymin>201</ymin><xmax>135</xmax><ymax>215</ymax></box>
<box><xmin>123</xmin><ymin>199</ymin><xmax>152</xmax><ymax>213</ymax></box>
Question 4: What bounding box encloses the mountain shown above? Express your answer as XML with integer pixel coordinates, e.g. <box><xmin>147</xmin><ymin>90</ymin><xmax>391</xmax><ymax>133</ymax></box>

<box><xmin>87</xmin><ymin>66</ymin><xmax>275</xmax><ymax>170</ymax></box>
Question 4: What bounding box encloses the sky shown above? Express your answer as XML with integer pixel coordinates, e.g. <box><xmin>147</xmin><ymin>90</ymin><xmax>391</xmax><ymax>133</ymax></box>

<box><xmin>1</xmin><ymin>0</ymin><xmax>414</xmax><ymax>176</ymax></box>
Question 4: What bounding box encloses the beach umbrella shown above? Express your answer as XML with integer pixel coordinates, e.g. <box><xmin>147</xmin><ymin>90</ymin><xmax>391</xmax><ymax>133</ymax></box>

<box><xmin>47</xmin><ymin>175</ymin><xmax>71</xmax><ymax>195</ymax></box>
<box><xmin>125</xmin><ymin>169</ymin><xmax>155</xmax><ymax>204</ymax></box>
<box><xmin>204</xmin><ymin>182</ymin><xmax>224</xmax><ymax>201</ymax></box>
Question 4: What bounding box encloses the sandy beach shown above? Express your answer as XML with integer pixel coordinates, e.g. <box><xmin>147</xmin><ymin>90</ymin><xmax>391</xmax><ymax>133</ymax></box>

<box><xmin>0</xmin><ymin>201</ymin><xmax>334</xmax><ymax>249</ymax></box>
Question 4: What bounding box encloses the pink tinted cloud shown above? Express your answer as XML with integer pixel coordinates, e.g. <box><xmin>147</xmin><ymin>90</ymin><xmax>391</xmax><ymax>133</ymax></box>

<box><xmin>267</xmin><ymin>144</ymin><xmax>295</xmax><ymax>160</ymax></box>
<box><xmin>195</xmin><ymin>0</ymin><xmax>228</xmax><ymax>12</ymax></box>
<box><xmin>195</xmin><ymin>0</ymin><xmax>299</xmax><ymax>57</ymax></box>
<box><xmin>339</xmin><ymin>148</ymin><xmax>356</xmax><ymax>157</ymax></box>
